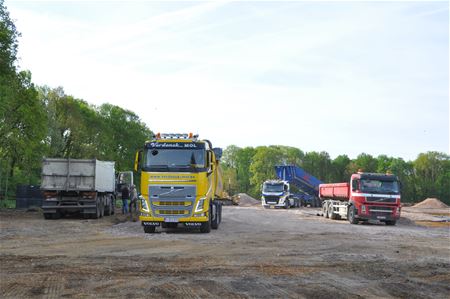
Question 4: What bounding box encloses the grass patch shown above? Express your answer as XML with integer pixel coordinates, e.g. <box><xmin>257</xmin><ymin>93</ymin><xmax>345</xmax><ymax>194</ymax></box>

<box><xmin>0</xmin><ymin>199</ymin><xmax>16</xmax><ymax>209</ymax></box>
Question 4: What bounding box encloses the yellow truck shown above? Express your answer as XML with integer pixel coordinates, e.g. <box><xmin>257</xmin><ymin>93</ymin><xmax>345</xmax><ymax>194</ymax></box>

<box><xmin>135</xmin><ymin>133</ymin><xmax>225</xmax><ymax>233</ymax></box>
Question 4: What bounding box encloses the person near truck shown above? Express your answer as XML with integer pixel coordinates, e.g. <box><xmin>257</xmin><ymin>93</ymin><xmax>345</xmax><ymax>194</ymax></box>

<box><xmin>121</xmin><ymin>184</ymin><xmax>130</xmax><ymax>214</ymax></box>
<box><xmin>129</xmin><ymin>184</ymin><xmax>138</xmax><ymax>221</ymax></box>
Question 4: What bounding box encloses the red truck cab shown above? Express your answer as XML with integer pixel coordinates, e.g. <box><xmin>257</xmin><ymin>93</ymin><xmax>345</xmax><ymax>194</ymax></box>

<box><xmin>320</xmin><ymin>171</ymin><xmax>401</xmax><ymax>225</ymax></box>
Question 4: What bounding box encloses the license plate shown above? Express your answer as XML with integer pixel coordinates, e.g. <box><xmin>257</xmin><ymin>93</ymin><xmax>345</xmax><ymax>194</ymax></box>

<box><xmin>377</xmin><ymin>216</ymin><xmax>386</xmax><ymax>219</ymax></box>
<box><xmin>165</xmin><ymin>217</ymin><xmax>179</xmax><ymax>223</ymax></box>
<box><xmin>270</xmin><ymin>206</ymin><xmax>275</xmax><ymax>209</ymax></box>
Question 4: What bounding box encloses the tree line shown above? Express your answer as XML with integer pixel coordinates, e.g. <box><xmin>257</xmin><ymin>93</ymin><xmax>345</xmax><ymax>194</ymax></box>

<box><xmin>0</xmin><ymin>1</ymin><xmax>151</xmax><ymax>199</ymax></box>
<box><xmin>221</xmin><ymin>145</ymin><xmax>450</xmax><ymax>204</ymax></box>
<box><xmin>1</xmin><ymin>2</ymin><xmax>448</xmax><ymax>204</ymax></box>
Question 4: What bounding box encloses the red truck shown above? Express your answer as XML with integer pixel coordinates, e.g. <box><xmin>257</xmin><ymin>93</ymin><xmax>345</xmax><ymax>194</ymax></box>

<box><xmin>319</xmin><ymin>171</ymin><xmax>401</xmax><ymax>225</ymax></box>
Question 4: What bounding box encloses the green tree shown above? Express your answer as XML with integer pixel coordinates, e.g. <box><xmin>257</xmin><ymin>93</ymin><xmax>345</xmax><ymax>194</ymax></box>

<box><xmin>413</xmin><ymin>152</ymin><xmax>450</xmax><ymax>203</ymax></box>
<box><xmin>302</xmin><ymin>151</ymin><xmax>331</xmax><ymax>181</ymax></box>
<box><xmin>330</xmin><ymin>154</ymin><xmax>351</xmax><ymax>183</ymax></box>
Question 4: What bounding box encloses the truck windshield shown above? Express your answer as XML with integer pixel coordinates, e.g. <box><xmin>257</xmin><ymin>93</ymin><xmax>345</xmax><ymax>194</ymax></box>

<box><xmin>144</xmin><ymin>149</ymin><xmax>206</xmax><ymax>172</ymax></box>
<box><xmin>263</xmin><ymin>184</ymin><xmax>284</xmax><ymax>193</ymax></box>
<box><xmin>360</xmin><ymin>179</ymin><xmax>400</xmax><ymax>194</ymax></box>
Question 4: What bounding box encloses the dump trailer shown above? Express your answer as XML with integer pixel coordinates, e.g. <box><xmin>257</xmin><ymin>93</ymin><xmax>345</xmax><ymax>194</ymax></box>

<box><xmin>319</xmin><ymin>171</ymin><xmax>401</xmax><ymax>225</ymax></box>
<box><xmin>275</xmin><ymin>165</ymin><xmax>323</xmax><ymax>207</ymax></box>
<box><xmin>136</xmin><ymin>133</ymin><xmax>224</xmax><ymax>233</ymax></box>
<box><xmin>41</xmin><ymin>158</ymin><xmax>116</xmax><ymax>219</ymax></box>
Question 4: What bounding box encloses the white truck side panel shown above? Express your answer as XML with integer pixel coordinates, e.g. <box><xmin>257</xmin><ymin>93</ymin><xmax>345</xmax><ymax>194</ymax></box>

<box><xmin>41</xmin><ymin>158</ymin><xmax>115</xmax><ymax>192</ymax></box>
<box><xmin>94</xmin><ymin>160</ymin><xmax>116</xmax><ymax>192</ymax></box>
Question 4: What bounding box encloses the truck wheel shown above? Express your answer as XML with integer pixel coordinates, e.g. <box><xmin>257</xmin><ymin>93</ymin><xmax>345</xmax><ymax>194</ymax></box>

<box><xmin>348</xmin><ymin>206</ymin><xmax>358</xmax><ymax>224</ymax></box>
<box><xmin>43</xmin><ymin>213</ymin><xmax>52</xmax><ymax>220</ymax></box>
<box><xmin>200</xmin><ymin>212</ymin><xmax>212</xmax><ymax>233</ymax></box>
<box><xmin>211</xmin><ymin>203</ymin><xmax>219</xmax><ymax>229</ymax></box>
<box><xmin>328</xmin><ymin>204</ymin><xmax>336</xmax><ymax>219</ymax></box>
<box><xmin>100</xmin><ymin>202</ymin><xmax>105</xmax><ymax>218</ymax></box>
<box><xmin>385</xmin><ymin>220</ymin><xmax>396</xmax><ymax>226</ymax></box>
<box><xmin>51</xmin><ymin>211</ymin><xmax>61</xmax><ymax>219</ymax></box>
<box><xmin>144</xmin><ymin>226</ymin><xmax>156</xmax><ymax>233</ymax></box>
<box><xmin>92</xmin><ymin>202</ymin><xmax>100</xmax><ymax>219</ymax></box>
<box><xmin>104</xmin><ymin>198</ymin><xmax>112</xmax><ymax>216</ymax></box>
<box><xmin>284</xmin><ymin>201</ymin><xmax>289</xmax><ymax>209</ymax></box>
<box><xmin>323</xmin><ymin>203</ymin><xmax>328</xmax><ymax>218</ymax></box>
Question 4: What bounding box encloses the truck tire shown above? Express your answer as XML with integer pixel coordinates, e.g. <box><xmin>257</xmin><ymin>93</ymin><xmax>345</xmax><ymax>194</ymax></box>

<box><xmin>323</xmin><ymin>202</ymin><xmax>329</xmax><ymax>218</ymax></box>
<box><xmin>100</xmin><ymin>201</ymin><xmax>104</xmax><ymax>218</ymax></box>
<box><xmin>92</xmin><ymin>201</ymin><xmax>101</xmax><ymax>219</ymax></box>
<box><xmin>385</xmin><ymin>220</ymin><xmax>396</xmax><ymax>226</ymax></box>
<box><xmin>144</xmin><ymin>226</ymin><xmax>156</xmax><ymax>233</ymax></box>
<box><xmin>329</xmin><ymin>203</ymin><xmax>337</xmax><ymax>219</ymax></box>
<box><xmin>284</xmin><ymin>201</ymin><xmax>289</xmax><ymax>209</ymax></box>
<box><xmin>43</xmin><ymin>213</ymin><xmax>52</xmax><ymax>220</ymax></box>
<box><xmin>211</xmin><ymin>202</ymin><xmax>220</xmax><ymax>229</ymax></box>
<box><xmin>200</xmin><ymin>211</ymin><xmax>212</xmax><ymax>233</ymax></box>
<box><xmin>104</xmin><ymin>197</ymin><xmax>112</xmax><ymax>216</ymax></box>
<box><xmin>348</xmin><ymin>206</ymin><xmax>358</xmax><ymax>224</ymax></box>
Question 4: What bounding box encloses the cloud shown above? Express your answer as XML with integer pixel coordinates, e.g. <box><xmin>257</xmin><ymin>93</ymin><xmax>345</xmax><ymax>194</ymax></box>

<box><xmin>7</xmin><ymin>1</ymin><xmax>449</xmax><ymax>160</ymax></box>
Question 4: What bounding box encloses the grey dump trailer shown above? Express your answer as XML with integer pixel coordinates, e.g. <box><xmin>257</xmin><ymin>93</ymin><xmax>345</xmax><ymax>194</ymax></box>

<box><xmin>41</xmin><ymin>158</ymin><xmax>116</xmax><ymax>219</ymax></box>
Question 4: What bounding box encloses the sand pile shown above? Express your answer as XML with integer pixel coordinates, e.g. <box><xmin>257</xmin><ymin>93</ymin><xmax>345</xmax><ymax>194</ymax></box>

<box><xmin>412</xmin><ymin>198</ymin><xmax>449</xmax><ymax>209</ymax></box>
<box><xmin>238</xmin><ymin>193</ymin><xmax>260</xmax><ymax>207</ymax></box>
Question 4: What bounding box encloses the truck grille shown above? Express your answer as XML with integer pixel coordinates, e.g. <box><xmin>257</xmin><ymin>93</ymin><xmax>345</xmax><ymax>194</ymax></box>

<box><xmin>149</xmin><ymin>185</ymin><xmax>196</xmax><ymax>218</ymax></box>
<box><xmin>368</xmin><ymin>206</ymin><xmax>393</xmax><ymax>217</ymax></box>
<box><xmin>265</xmin><ymin>196</ymin><xmax>280</xmax><ymax>204</ymax></box>
<box><xmin>157</xmin><ymin>210</ymin><xmax>189</xmax><ymax>215</ymax></box>
<box><xmin>365</xmin><ymin>197</ymin><xmax>397</xmax><ymax>203</ymax></box>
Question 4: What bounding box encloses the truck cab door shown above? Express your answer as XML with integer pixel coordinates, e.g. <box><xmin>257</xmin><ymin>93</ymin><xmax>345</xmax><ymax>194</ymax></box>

<box><xmin>117</xmin><ymin>171</ymin><xmax>134</xmax><ymax>193</ymax></box>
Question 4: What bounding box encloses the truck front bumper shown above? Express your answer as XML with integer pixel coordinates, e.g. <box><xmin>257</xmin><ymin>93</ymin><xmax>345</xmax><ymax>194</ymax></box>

<box><xmin>356</xmin><ymin>206</ymin><xmax>400</xmax><ymax>221</ymax></box>
<box><xmin>140</xmin><ymin>215</ymin><xmax>209</xmax><ymax>226</ymax></box>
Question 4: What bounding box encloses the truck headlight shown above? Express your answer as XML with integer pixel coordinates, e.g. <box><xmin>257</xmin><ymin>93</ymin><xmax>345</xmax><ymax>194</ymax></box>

<box><xmin>140</xmin><ymin>196</ymin><xmax>149</xmax><ymax>212</ymax></box>
<box><xmin>195</xmin><ymin>197</ymin><xmax>206</xmax><ymax>212</ymax></box>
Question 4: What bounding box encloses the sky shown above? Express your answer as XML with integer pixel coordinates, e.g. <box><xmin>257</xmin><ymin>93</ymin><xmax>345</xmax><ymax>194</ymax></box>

<box><xmin>5</xmin><ymin>0</ymin><xmax>450</xmax><ymax>161</ymax></box>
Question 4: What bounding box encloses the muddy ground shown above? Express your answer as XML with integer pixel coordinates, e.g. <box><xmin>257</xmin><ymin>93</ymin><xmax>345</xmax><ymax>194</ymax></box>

<box><xmin>1</xmin><ymin>206</ymin><xmax>449</xmax><ymax>298</ymax></box>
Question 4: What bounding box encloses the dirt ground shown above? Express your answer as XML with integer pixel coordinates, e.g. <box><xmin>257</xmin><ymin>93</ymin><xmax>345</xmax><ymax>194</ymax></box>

<box><xmin>1</xmin><ymin>205</ymin><xmax>449</xmax><ymax>298</ymax></box>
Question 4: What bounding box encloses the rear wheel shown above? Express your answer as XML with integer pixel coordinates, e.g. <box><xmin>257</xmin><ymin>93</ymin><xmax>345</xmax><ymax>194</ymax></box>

<box><xmin>323</xmin><ymin>202</ymin><xmax>329</xmax><ymax>218</ymax></box>
<box><xmin>43</xmin><ymin>213</ymin><xmax>52</xmax><ymax>220</ymax></box>
<box><xmin>104</xmin><ymin>198</ymin><xmax>112</xmax><ymax>216</ymax></box>
<box><xmin>348</xmin><ymin>206</ymin><xmax>358</xmax><ymax>224</ymax></box>
<box><xmin>329</xmin><ymin>203</ymin><xmax>337</xmax><ymax>219</ymax></box>
<box><xmin>143</xmin><ymin>226</ymin><xmax>156</xmax><ymax>233</ymax></box>
<box><xmin>211</xmin><ymin>202</ymin><xmax>221</xmax><ymax>229</ymax></box>
<box><xmin>92</xmin><ymin>201</ymin><xmax>101</xmax><ymax>219</ymax></box>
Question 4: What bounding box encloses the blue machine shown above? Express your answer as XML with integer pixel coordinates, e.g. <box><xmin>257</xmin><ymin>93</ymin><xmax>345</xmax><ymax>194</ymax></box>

<box><xmin>275</xmin><ymin>165</ymin><xmax>323</xmax><ymax>207</ymax></box>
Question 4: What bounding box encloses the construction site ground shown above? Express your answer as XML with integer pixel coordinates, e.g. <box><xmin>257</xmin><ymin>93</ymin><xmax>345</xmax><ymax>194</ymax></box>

<box><xmin>1</xmin><ymin>202</ymin><xmax>449</xmax><ymax>298</ymax></box>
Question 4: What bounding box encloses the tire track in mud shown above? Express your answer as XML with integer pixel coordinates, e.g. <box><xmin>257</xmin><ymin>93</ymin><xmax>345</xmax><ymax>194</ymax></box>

<box><xmin>43</xmin><ymin>275</ymin><xmax>65</xmax><ymax>299</ymax></box>
<box><xmin>2</xmin><ymin>282</ymin><xmax>29</xmax><ymax>298</ymax></box>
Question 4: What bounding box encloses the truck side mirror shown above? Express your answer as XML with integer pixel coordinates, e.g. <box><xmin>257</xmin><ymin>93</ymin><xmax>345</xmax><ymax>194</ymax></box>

<box><xmin>134</xmin><ymin>150</ymin><xmax>142</xmax><ymax>172</ymax></box>
<box><xmin>213</xmin><ymin>148</ymin><xmax>223</xmax><ymax>161</ymax></box>
<box><xmin>351</xmin><ymin>179</ymin><xmax>358</xmax><ymax>191</ymax></box>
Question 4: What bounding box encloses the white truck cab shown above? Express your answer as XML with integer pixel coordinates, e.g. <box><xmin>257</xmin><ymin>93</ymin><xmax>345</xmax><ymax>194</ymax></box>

<box><xmin>261</xmin><ymin>180</ymin><xmax>294</xmax><ymax>209</ymax></box>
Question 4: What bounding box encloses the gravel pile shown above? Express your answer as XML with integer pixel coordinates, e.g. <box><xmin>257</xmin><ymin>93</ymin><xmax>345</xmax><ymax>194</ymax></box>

<box><xmin>238</xmin><ymin>193</ymin><xmax>260</xmax><ymax>207</ymax></box>
<box><xmin>412</xmin><ymin>198</ymin><xmax>449</xmax><ymax>209</ymax></box>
